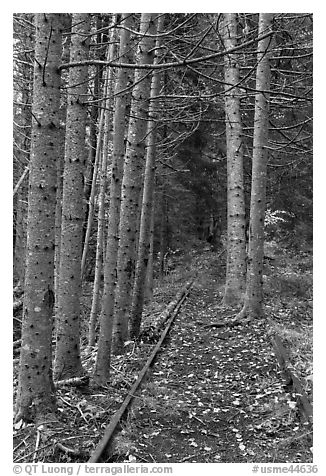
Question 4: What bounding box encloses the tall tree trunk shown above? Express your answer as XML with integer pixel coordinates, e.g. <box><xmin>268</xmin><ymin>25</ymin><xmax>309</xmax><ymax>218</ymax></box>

<box><xmin>93</xmin><ymin>13</ymin><xmax>133</xmax><ymax>384</ymax></box>
<box><xmin>54</xmin><ymin>14</ymin><xmax>90</xmax><ymax>380</ymax></box>
<box><xmin>240</xmin><ymin>14</ymin><xmax>274</xmax><ymax>319</ymax></box>
<box><xmin>222</xmin><ymin>13</ymin><xmax>247</xmax><ymax>307</ymax></box>
<box><xmin>88</xmin><ymin>16</ymin><xmax>118</xmax><ymax>348</ymax></box>
<box><xmin>129</xmin><ymin>14</ymin><xmax>164</xmax><ymax>339</ymax></box>
<box><xmin>15</xmin><ymin>13</ymin><xmax>63</xmax><ymax>423</ymax></box>
<box><xmin>112</xmin><ymin>13</ymin><xmax>157</xmax><ymax>354</ymax></box>
<box><xmin>13</xmin><ymin>25</ymin><xmax>33</xmax><ymax>286</ymax></box>
<box><xmin>80</xmin><ymin>105</ymin><xmax>105</xmax><ymax>279</ymax></box>
<box><xmin>54</xmin><ymin>14</ymin><xmax>71</xmax><ymax>297</ymax></box>
<box><xmin>83</xmin><ymin>15</ymin><xmax>102</xmax><ymax>246</ymax></box>
<box><xmin>145</xmin><ymin>199</ymin><xmax>155</xmax><ymax>303</ymax></box>
<box><xmin>13</xmin><ymin>135</ymin><xmax>29</xmax><ymax>287</ymax></box>
<box><xmin>159</xmin><ymin>182</ymin><xmax>168</xmax><ymax>278</ymax></box>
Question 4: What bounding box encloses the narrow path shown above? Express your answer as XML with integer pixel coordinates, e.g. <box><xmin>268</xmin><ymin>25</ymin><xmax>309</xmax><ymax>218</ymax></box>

<box><xmin>113</xmin><ymin>270</ymin><xmax>310</xmax><ymax>463</ymax></box>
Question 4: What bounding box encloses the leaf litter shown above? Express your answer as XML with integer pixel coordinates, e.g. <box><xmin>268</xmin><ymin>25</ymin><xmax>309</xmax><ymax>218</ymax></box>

<box><xmin>113</xmin><ymin>251</ymin><xmax>312</xmax><ymax>463</ymax></box>
<box><xmin>13</xmin><ymin>248</ymin><xmax>312</xmax><ymax>463</ymax></box>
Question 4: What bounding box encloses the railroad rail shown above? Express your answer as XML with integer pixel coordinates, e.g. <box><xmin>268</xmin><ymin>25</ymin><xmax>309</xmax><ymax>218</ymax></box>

<box><xmin>88</xmin><ymin>279</ymin><xmax>195</xmax><ymax>463</ymax></box>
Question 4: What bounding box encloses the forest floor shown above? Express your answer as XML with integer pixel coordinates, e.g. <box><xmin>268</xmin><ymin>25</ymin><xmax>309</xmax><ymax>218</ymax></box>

<box><xmin>13</xmin><ymin>242</ymin><xmax>313</xmax><ymax>464</ymax></box>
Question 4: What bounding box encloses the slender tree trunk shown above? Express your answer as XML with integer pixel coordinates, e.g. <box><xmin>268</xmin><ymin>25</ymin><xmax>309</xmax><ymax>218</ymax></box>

<box><xmin>13</xmin><ymin>166</ymin><xmax>29</xmax><ymax>198</ymax></box>
<box><xmin>80</xmin><ymin>108</ymin><xmax>105</xmax><ymax>279</ymax></box>
<box><xmin>83</xmin><ymin>15</ymin><xmax>102</xmax><ymax>246</ymax></box>
<box><xmin>54</xmin><ymin>14</ymin><xmax>90</xmax><ymax>380</ymax></box>
<box><xmin>129</xmin><ymin>15</ymin><xmax>164</xmax><ymax>339</ymax></box>
<box><xmin>87</xmin><ymin>147</ymin><xmax>105</xmax><ymax>348</ymax></box>
<box><xmin>13</xmin><ymin>154</ymin><xmax>29</xmax><ymax>287</ymax></box>
<box><xmin>159</xmin><ymin>183</ymin><xmax>168</xmax><ymax>278</ymax></box>
<box><xmin>112</xmin><ymin>13</ymin><xmax>157</xmax><ymax>354</ymax></box>
<box><xmin>54</xmin><ymin>14</ymin><xmax>71</xmax><ymax>296</ymax></box>
<box><xmin>145</xmin><ymin>199</ymin><xmax>155</xmax><ymax>303</ymax></box>
<box><xmin>88</xmin><ymin>17</ymin><xmax>118</xmax><ymax>348</ymax></box>
<box><xmin>222</xmin><ymin>13</ymin><xmax>247</xmax><ymax>307</ymax></box>
<box><xmin>15</xmin><ymin>13</ymin><xmax>63</xmax><ymax>423</ymax></box>
<box><xmin>13</xmin><ymin>38</ymin><xmax>33</xmax><ymax>286</ymax></box>
<box><xmin>93</xmin><ymin>14</ymin><xmax>133</xmax><ymax>384</ymax></box>
<box><xmin>240</xmin><ymin>14</ymin><xmax>274</xmax><ymax>319</ymax></box>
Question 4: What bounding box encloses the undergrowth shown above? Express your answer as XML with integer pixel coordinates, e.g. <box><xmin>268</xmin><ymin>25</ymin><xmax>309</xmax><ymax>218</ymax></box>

<box><xmin>13</xmin><ymin>241</ymin><xmax>313</xmax><ymax>463</ymax></box>
<box><xmin>264</xmin><ymin>242</ymin><xmax>313</xmax><ymax>397</ymax></box>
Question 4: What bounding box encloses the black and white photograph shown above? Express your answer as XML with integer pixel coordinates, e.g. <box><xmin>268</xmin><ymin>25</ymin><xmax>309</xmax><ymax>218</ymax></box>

<box><xmin>12</xmin><ymin>10</ymin><xmax>316</xmax><ymax>472</ymax></box>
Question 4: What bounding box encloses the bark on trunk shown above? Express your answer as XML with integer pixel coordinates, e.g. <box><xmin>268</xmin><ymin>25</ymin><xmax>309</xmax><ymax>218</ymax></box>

<box><xmin>88</xmin><ymin>16</ymin><xmax>118</xmax><ymax>348</ymax></box>
<box><xmin>145</xmin><ymin>199</ymin><xmax>155</xmax><ymax>303</ymax></box>
<box><xmin>112</xmin><ymin>13</ymin><xmax>157</xmax><ymax>354</ymax></box>
<box><xmin>54</xmin><ymin>15</ymin><xmax>71</xmax><ymax>296</ymax></box>
<box><xmin>222</xmin><ymin>13</ymin><xmax>247</xmax><ymax>307</ymax></box>
<box><xmin>93</xmin><ymin>13</ymin><xmax>133</xmax><ymax>384</ymax></box>
<box><xmin>54</xmin><ymin>145</ymin><xmax>64</xmax><ymax>296</ymax></box>
<box><xmin>54</xmin><ymin>14</ymin><xmax>90</xmax><ymax>380</ymax></box>
<box><xmin>15</xmin><ymin>13</ymin><xmax>63</xmax><ymax>423</ymax></box>
<box><xmin>81</xmin><ymin>16</ymin><xmax>103</xmax><ymax>279</ymax></box>
<box><xmin>80</xmin><ymin>107</ymin><xmax>104</xmax><ymax>279</ymax></box>
<box><xmin>129</xmin><ymin>15</ymin><xmax>164</xmax><ymax>339</ymax></box>
<box><xmin>243</xmin><ymin>14</ymin><xmax>274</xmax><ymax>318</ymax></box>
<box><xmin>159</xmin><ymin>183</ymin><xmax>168</xmax><ymax>278</ymax></box>
<box><xmin>83</xmin><ymin>15</ymin><xmax>102</xmax><ymax>247</ymax></box>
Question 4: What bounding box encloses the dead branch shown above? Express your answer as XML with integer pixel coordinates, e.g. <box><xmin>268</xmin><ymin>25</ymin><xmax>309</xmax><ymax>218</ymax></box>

<box><xmin>54</xmin><ymin>376</ymin><xmax>89</xmax><ymax>388</ymax></box>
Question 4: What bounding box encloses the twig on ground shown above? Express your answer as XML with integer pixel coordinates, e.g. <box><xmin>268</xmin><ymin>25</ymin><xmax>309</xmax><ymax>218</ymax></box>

<box><xmin>76</xmin><ymin>403</ymin><xmax>89</xmax><ymax>423</ymax></box>
<box><xmin>58</xmin><ymin>396</ymin><xmax>75</xmax><ymax>408</ymax></box>
<box><xmin>56</xmin><ymin>441</ymin><xmax>83</xmax><ymax>455</ymax></box>
<box><xmin>33</xmin><ymin>430</ymin><xmax>41</xmax><ymax>463</ymax></box>
<box><xmin>189</xmin><ymin>413</ymin><xmax>206</xmax><ymax>425</ymax></box>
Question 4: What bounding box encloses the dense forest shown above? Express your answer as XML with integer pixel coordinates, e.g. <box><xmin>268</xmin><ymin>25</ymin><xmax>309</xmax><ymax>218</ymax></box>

<box><xmin>13</xmin><ymin>13</ymin><xmax>313</xmax><ymax>467</ymax></box>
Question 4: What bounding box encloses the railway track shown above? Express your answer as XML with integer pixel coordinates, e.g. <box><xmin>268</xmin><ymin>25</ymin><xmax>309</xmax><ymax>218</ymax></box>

<box><xmin>87</xmin><ymin>276</ymin><xmax>312</xmax><ymax>463</ymax></box>
<box><xmin>13</xmin><ymin>270</ymin><xmax>312</xmax><ymax>463</ymax></box>
<box><xmin>88</xmin><ymin>279</ymin><xmax>195</xmax><ymax>462</ymax></box>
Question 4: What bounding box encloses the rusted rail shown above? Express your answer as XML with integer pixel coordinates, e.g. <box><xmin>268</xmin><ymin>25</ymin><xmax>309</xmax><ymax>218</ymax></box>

<box><xmin>88</xmin><ymin>279</ymin><xmax>195</xmax><ymax>463</ymax></box>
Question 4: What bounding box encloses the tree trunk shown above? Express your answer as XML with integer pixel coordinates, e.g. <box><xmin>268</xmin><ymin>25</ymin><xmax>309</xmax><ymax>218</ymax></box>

<box><xmin>145</xmin><ymin>199</ymin><xmax>155</xmax><ymax>303</ymax></box>
<box><xmin>242</xmin><ymin>14</ymin><xmax>274</xmax><ymax>319</ymax></box>
<box><xmin>54</xmin><ymin>144</ymin><xmax>64</xmax><ymax>296</ymax></box>
<box><xmin>13</xmin><ymin>156</ymin><xmax>29</xmax><ymax>287</ymax></box>
<box><xmin>87</xmin><ymin>141</ymin><xmax>106</xmax><ymax>349</ymax></box>
<box><xmin>222</xmin><ymin>13</ymin><xmax>247</xmax><ymax>307</ymax></box>
<box><xmin>112</xmin><ymin>13</ymin><xmax>157</xmax><ymax>354</ymax></box>
<box><xmin>13</xmin><ymin>27</ymin><xmax>33</xmax><ymax>286</ymax></box>
<box><xmin>15</xmin><ymin>13</ymin><xmax>63</xmax><ymax>423</ymax></box>
<box><xmin>54</xmin><ymin>14</ymin><xmax>71</xmax><ymax>296</ymax></box>
<box><xmin>54</xmin><ymin>14</ymin><xmax>90</xmax><ymax>380</ymax></box>
<box><xmin>83</xmin><ymin>15</ymin><xmax>102</xmax><ymax>247</ymax></box>
<box><xmin>88</xmin><ymin>16</ymin><xmax>118</xmax><ymax>348</ymax></box>
<box><xmin>159</xmin><ymin>183</ymin><xmax>168</xmax><ymax>278</ymax></box>
<box><xmin>80</xmin><ymin>107</ymin><xmax>104</xmax><ymax>279</ymax></box>
<box><xmin>129</xmin><ymin>14</ymin><xmax>164</xmax><ymax>339</ymax></box>
<box><xmin>93</xmin><ymin>13</ymin><xmax>133</xmax><ymax>384</ymax></box>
